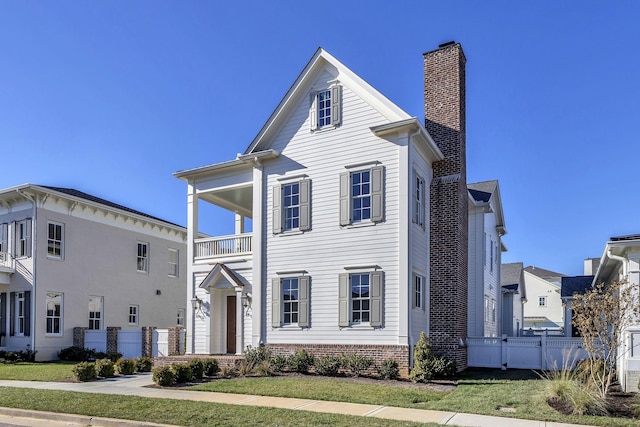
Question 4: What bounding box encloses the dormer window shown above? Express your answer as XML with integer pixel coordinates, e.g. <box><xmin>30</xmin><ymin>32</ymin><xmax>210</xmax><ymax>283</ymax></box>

<box><xmin>310</xmin><ymin>85</ymin><xmax>341</xmax><ymax>131</ymax></box>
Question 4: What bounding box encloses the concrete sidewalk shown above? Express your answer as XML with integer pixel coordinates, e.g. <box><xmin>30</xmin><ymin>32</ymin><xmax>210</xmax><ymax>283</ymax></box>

<box><xmin>0</xmin><ymin>374</ymin><xmax>595</xmax><ymax>427</ymax></box>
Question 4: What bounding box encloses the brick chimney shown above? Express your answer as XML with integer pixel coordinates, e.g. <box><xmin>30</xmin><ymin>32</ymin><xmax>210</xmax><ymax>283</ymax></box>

<box><xmin>424</xmin><ymin>41</ymin><xmax>468</xmax><ymax>371</ymax></box>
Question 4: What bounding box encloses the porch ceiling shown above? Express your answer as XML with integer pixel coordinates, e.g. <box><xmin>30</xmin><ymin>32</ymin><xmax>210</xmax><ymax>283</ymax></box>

<box><xmin>200</xmin><ymin>186</ymin><xmax>253</xmax><ymax>218</ymax></box>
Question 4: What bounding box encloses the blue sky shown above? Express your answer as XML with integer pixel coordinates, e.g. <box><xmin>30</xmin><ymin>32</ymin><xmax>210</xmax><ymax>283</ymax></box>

<box><xmin>1</xmin><ymin>1</ymin><xmax>638</xmax><ymax>276</ymax></box>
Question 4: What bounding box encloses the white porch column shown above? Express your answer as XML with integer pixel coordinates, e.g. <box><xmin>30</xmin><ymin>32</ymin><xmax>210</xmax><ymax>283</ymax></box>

<box><xmin>235</xmin><ymin>288</ymin><xmax>243</xmax><ymax>355</ymax></box>
<box><xmin>235</xmin><ymin>213</ymin><xmax>245</xmax><ymax>234</ymax></box>
<box><xmin>252</xmin><ymin>160</ymin><xmax>264</xmax><ymax>347</ymax></box>
<box><xmin>186</xmin><ymin>181</ymin><xmax>198</xmax><ymax>354</ymax></box>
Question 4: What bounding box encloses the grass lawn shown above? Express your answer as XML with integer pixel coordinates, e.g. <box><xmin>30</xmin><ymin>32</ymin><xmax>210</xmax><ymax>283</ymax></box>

<box><xmin>189</xmin><ymin>369</ymin><xmax>640</xmax><ymax>427</ymax></box>
<box><xmin>0</xmin><ymin>387</ymin><xmax>432</xmax><ymax>427</ymax></box>
<box><xmin>0</xmin><ymin>362</ymin><xmax>75</xmax><ymax>381</ymax></box>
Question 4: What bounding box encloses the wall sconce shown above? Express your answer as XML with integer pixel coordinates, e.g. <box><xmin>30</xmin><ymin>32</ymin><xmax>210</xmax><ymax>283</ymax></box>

<box><xmin>191</xmin><ymin>296</ymin><xmax>203</xmax><ymax>311</ymax></box>
<box><xmin>241</xmin><ymin>292</ymin><xmax>252</xmax><ymax>309</ymax></box>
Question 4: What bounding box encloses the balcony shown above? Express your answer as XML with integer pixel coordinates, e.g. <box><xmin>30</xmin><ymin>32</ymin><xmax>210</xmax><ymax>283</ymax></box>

<box><xmin>194</xmin><ymin>233</ymin><xmax>252</xmax><ymax>261</ymax></box>
<box><xmin>0</xmin><ymin>252</ymin><xmax>14</xmax><ymax>285</ymax></box>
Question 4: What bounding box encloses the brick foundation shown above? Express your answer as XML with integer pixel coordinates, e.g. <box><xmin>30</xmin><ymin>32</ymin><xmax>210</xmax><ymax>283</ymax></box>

<box><xmin>267</xmin><ymin>343</ymin><xmax>410</xmax><ymax>378</ymax></box>
<box><xmin>106</xmin><ymin>327</ymin><xmax>121</xmax><ymax>354</ymax></box>
<box><xmin>73</xmin><ymin>327</ymin><xmax>87</xmax><ymax>348</ymax></box>
<box><xmin>142</xmin><ymin>327</ymin><xmax>155</xmax><ymax>357</ymax></box>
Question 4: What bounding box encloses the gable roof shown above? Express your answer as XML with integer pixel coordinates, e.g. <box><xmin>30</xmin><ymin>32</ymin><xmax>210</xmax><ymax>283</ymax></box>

<box><xmin>561</xmin><ymin>275</ymin><xmax>594</xmax><ymax>298</ymax></box>
<box><xmin>468</xmin><ymin>180</ymin><xmax>507</xmax><ymax>236</ymax></box>
<box><xmin>501</xmin><ymin>262</ymin><xmax>523</xmax><ymax>287</ymax></box>
<box><xmin>198</xmin><ymin>263</ymin><xmax>245</xmax><ymax>290</ymax></box>
<box><xmin>468</xmin><ymin>180</ymin><xmax>497</xmax><ymax>203</ymax></box>
<box><xmin>244</xmin><ymin>47</ymin><xmax>413</xmax><ymax>154</ymax></box>
<box><xmin>524</xmin><ymin>265</ymin><xmax>565</xmax><ymax>280</ymax></box>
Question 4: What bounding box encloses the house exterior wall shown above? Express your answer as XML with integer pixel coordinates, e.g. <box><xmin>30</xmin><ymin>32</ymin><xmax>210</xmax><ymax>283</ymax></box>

<box><xmin>522</xmin><ymin>271</ymin><xmax>563</xmax><ymax>330</ymax></box>
<box><xmin>467</xmin><ymin>207</ymin><xmax>484</xmax><ymax>337</ymax></box>
<box><xmin>0</xmin><ymin>188</ymin><xmax>187</xmax><ymax>360</ymax></box>
<box><xmin>263</xmin><ymin>68</ymin><xmax>405</xmax><ymax>346</ymax></box>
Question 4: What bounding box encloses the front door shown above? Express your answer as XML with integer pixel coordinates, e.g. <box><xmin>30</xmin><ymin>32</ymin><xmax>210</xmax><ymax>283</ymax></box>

<box><xmin>226</xmin><ymin>295</ymin><xmax>236</xmax><ymax>354</ymax></box>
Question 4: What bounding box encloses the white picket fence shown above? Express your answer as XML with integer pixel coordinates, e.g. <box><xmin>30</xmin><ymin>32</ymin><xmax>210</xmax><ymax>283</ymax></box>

<box><xmin>467</xmin><ymin>336</ymin><xmax>589</xmax><ymax>370</ymax></box>
<box><xmin>83</xmin><ymin>329</ymin><xmax>185</xmax><ymax>358</ymax></box>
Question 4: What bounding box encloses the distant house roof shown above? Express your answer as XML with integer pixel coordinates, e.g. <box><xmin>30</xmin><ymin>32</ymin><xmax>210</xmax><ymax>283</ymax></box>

<box><xmin>467</xmin><ymin>180</ymin><xmax>497</xmax><ymax>203</ymax></box>
<box><xmin>561</xmin><ymin>275</ymin><xmax>594</xmax><ymax>298</ymax></box>
<box><xmin>610</xmin><ymin>234</ymin><xmax>640</xmax><ymax>242</ymax></box>
<box><xmin>40</xmin><ymin>186</ymin><xmax>182</xmax><ymax>228</ymax></box>
<box><xmin>524</xmin><ymin>266</ymin><xmax>565</xmax><ymax>280</ymax></box>
<box><xmin>501</xmin><ymin>262</ymin><xmax>523</xmax><ymax>287</ymax></box>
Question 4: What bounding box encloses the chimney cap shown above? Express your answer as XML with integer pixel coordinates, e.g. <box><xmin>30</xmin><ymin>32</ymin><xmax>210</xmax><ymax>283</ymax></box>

<box><xmin>438</xmin><ymin>41</ymin><xmax>457</xmax><ymax>49</ymax></box>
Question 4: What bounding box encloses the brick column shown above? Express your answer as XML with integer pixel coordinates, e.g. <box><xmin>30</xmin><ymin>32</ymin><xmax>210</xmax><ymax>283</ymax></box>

<box><xmin>424</xmin><ymin>41</ymin><xmax>469</xmax><ymax>371</ymax></box>
<box><xmin>73</xmin><ymin>327</ymin><xmax>88</xmax><ymax>348</ymax></box>
<box><xmin>106</xmin><ymin>327</ymin><xmax>121</xmax><ymax>354</ymax></box>
<box><xmin>168</xmin><ymin>327</ymin><xmax>184</xmax><ymax>356</ymax></box>
<box><xmin>142</xmin><ymin>327</ymin><xmax>155</xmax><ymax>357</ymax></box>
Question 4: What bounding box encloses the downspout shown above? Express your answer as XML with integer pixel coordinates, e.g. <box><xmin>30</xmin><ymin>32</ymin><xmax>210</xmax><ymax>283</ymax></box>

<box><xmin>16</xmin><ymin>189</ymin><xmax>36</xmax><ymax>354</ymax></box>
<box><xmin>607</xmin><ymin>247</ymin><xmax>627</xmax><ymax>280</ymax></box>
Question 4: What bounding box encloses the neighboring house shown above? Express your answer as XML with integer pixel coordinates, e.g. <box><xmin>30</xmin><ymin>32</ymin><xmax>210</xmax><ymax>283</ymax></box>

<box><xmin>590</xmin><ymin>234</ymin><xmax>640</xmax><ymax>392</ymax></box>
<box><xmin>501</xmin><ymin>262</ymin><xmax>526</xmax><ymax>336</ymax></box>
<box><xmin>522</xmin><ymin>266</ymin><xmax>564</xmax><ymax>332</ymax></box>
<box><xmin>175</xmin><ymin>42</ymin><xmax>471</xmax><ymax>372</ymax></box>
<box><xmin>560</xmin><ymin>275</ymin><xmax>593</xmax><ymax>337</ymax></box>
<box><xmin>467</xmin><ymin>180</ymin><xmax>507</xmax><ymax>337</ymax></box>
<box><xmin>0</xmin><ymin>184</ymin><xmax>187</xmax><ymax>360</ymax></box>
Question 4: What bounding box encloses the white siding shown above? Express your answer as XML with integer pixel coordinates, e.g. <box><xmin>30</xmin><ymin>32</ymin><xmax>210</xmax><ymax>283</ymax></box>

<box><xmin>262</xmin><ymin>72</ymin><xmax>404</xmax><ymax>345</ymax></box>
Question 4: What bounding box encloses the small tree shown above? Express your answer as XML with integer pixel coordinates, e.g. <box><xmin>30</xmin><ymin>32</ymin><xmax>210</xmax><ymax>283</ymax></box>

<box><xmin>571</xmin><ymin>280</ymin><xmax>640</xmax><ymax>398</ymax></box>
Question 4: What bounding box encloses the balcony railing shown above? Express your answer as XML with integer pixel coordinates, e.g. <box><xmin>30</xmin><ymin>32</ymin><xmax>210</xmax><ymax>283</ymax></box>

<box><xmin>194</xmin><ymin>233</ymin><xmax>252</xmax><ymax>260</ymax></box>
<box><xmin>0</xmin><ymin>252</ymin><xmax>14</xmax><ymax>269</ymax></box>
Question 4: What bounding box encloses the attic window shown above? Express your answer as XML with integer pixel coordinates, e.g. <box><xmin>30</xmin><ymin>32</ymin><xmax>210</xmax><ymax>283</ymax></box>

<box><xmin>310</xmin><ymin>85</ymin><xmax>341</xmax><ymax>131</ymax></box>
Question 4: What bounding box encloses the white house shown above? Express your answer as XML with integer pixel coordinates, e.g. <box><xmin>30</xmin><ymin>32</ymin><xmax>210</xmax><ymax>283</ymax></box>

<box><xmin>467</xmin><ymin>180</ymin><xmax>507</xmax><ymax>337</ymax></box>
<box><xmin>590</xmin><ymin>234</ymin><xmax>640</xmax><ymax>392</ymax></box>
<box><xmin>501</xmin><ymin>262</ymin><xmax>526</xmax><ymax>336</ymax></box>
<box><xmin>175</xmin><ymin>42</ymin><xmax>473</xmax><ymax>373</ymax></box>
<box><xmin>522</xmin><ymin>266</ymin><xmax>564</xmax><ymax>332</ymax></box>
<box><xmin>0</xmin><ymin>184</ymin><xmax>187</xmax><ymax>360</ymax></box>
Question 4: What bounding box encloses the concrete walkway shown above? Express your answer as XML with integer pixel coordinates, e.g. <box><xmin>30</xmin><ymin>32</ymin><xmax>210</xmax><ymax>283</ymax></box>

<box><xmin>0</xmin><ymin>374</ymin><xmax>595</xmax><ymax>427</ymax></box>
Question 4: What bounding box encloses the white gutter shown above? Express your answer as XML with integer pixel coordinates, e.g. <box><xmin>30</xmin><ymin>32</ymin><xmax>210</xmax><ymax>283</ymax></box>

<box><xmin>607</xmin><ymin>246</ymin><xmax>628</xmax><ymax>279</ymax></box>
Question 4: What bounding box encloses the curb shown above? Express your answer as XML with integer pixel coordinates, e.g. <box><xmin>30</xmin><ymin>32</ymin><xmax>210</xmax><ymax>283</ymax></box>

<box><xmin>0</xmin><ymin>406</ymin><xmax>179</xmax><ymax>427</ymax></box>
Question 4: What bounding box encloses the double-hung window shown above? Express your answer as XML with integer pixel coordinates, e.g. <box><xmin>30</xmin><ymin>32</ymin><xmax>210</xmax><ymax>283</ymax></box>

<box><xmin>88</xmin><ymin>296</ymin><xmax>103</xmax><ymax>329</ymax></box>
<box><xmin>129</xmin><ymin>305</ymin><xmax>139</xmax><ymax>325</ymax></box>
<box><xmin>339</xmin><ymin>165</ymin><xmax>384</xmax><ymax>226</ymax></box>
<box><xmin>413</xmin><ymin>171</ymin><xmax>425</xmax><ymax>228</ymax></box>
<box><xmin>137</xmin><ymin>242</ymin><xmax>149</xmax><ymax>273</ymax></box>
<box><xmin>539</xmin><ymin>296</ymin><xmax>547</xmax><ymax>307</ymax></box>
<box><xmin>413</xmin><ymin>273</ymin><xmax>425</xmax><ymax>310</ymax></box>
<box><xmin>338</xmin><ymin>271</ymin><xmax>384</xmax><ymax>327</ymax></box>
<box><xmin>15</xmin><ymin>219</ymin><xmax>32</xmax><ymax>257</ymax></box>
<box><xmin>176</xmin><ymin>309</ymin><xmax>185</xmax><ymax>326</ymax></box>
<box><xmin>47</xmin><ymin>222</ymin><xmax>64</xmax><ymax>259</ymax></box>
<box><xmin>310</xmin><ymin>85</ymin><xmax>341</xmax><ymax>131</ymax></box>
<box><xmin>0</xmin><ymin>223</ymin><xmax>7</xmax><ymax>254</ymax></box>
<box><xmin>9</xmin><ymin>291</ymin><xmax>30</xmax><ymax>336</ymax></box>
<box><xmin>489</xmin><ymin>238</ymin><xmax>494</xmax><ymax>272</ymax></box>
<box><xmin>168</xmin><ymin>248</ymin><xmax>178</xmax><ymax>277</ymax></box>
<box><xmin>271</xmin><ymin>276</ymin><xmax>310</xmax><ymax>328</ymax></box>
<box><xmin>273</xmin><ymin>180</ymin><xmax>310</xmax><ymax>234</ymax></box>
<box><xmin>46</xmin><ymin>292</ymin><xmax>63</xmax><ymax>335</ymax></box>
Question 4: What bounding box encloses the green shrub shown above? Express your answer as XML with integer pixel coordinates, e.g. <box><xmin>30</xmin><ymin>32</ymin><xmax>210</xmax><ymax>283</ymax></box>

<box><xmin>271</xmin><ymin>355</ymin><xmax>287</xmax><ymax>372</ymax></box>
<box><xmin>115</xmin><ymin>358</ymin><xmax>136</xmax><ymax>375</ymax></box>
<box><xmin>377</xmin><ymin>359</ymin><xmax>399</xmax><ymax>380</ymax></box>
<box><xmin>255</xmin><ymin>360</ymin><xmax>274</xmax><ymax>377</ymax></box>
<box><xmin>95</xmin><ymin>359</ymin><xmax>115</xmax><ymax>378</ymax></box>
<box><xmin>203</xmin><ymin>358</ymin><xmax>220</xmax><ymax>377</ymax></box>
<box><xmin>152</xmin><ymin>366</ymin><xmax>175</xmax><ymax>386</ymax></box>
<box><xmin>58</xmin><ymin>346</ymin><xmax>94</xmax><ymax>362</ymax></box>
<box><xmin>410</xmin><ymin>332</ymin><xmax>455</xmax><ymax>382</ymax></box>
<box><xmin>287</xmin><ymin>349</ymin><xmax>314</xmax><ymax>374</ymax></box>
<box><xmin>72</xmin><ymin>362</ymin><xmax>97</xmax><ymax>381</ymax></box>
<box><xmin>135</xmin><ymin>357</ymin><xmax>153</xmax><ymax>372</ymax></box>
<box><xmin>314</xmin><ymin>355</ymin><xmax>342</xmax><ymax>376</ymax></box>
<box><xmin>172</xmin><ymin>363</ymin><xmax>193</xmax><ymax>383</ymax></box>
<box><xmin>94</xmin><ymin>351</ymin><xmax>122</xmax><ymax>362</ymax></box>
<box><xmin>220</xmin><ymin>366</ymin><xmax>237</xmax><ymax>378</ymax></box>
<box><xmin>244</xmin><ymin>345</ymin><xmax>272</xmax><ymax>366</ymax></box>
<box><xmin>341</xmin><ymin>353</ymin><xmax>373</xmax><ymax>377</ymax></box>
<box><xmin>238</xmin><ymin>359</ymin><xmax>254</xmax><ymax>376</ymax></box>
<box><xmin>188</xmin><ymin>359</ymin><xmax>205</xmax><ymax>380</ymax></box>
<box><xmin>0</xmin><ymin>349</ymin><xmax>37</xmax><ymax>363</ymax></box>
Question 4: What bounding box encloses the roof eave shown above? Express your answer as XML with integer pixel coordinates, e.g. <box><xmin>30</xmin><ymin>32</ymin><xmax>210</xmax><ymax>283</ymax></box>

<box><xmin>174</xmin><ymin>149</ymin><xmax>280</xmax><ymax>181</ymax></box>
<box><xmin>371</xmin><ymin>118</ymin><xmax>444</xmax><ymax>163</ymax></box>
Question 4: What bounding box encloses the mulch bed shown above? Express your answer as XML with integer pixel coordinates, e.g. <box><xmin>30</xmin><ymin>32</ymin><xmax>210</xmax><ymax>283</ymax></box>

<box><xmin>547</xmin><ymin>383</ymin><xmax>638</xmax><ymax>419</ymax></box>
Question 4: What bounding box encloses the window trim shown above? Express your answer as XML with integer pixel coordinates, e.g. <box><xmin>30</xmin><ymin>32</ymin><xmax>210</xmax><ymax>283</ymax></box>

<box><xmin>45</xmin><ymin>292</ymin><xmax>63</xmax><ymax>336</ymax></box>
<box><xmin>137</xmin><ymin>242</ymin><xmax>149</xmax><ymax>273</ymax></box>
<box><xmin>272</xmin><ymin>275</ymin><xmax>309</xmax><ymax>328</ymax></box>
<box><xmin>273</xmin><ymin>180</ymin><xmax>311</xmax><ymax>234</ymax></box>
<box><xmin>0</xmin><ymin>223</ymin><xmax>8</xmax><ymax>254</ymax></box>
<box><xmin>168</xmin><ymin>248</ymin><xmax>179</xmax><ymax>278</ymax></box>
<box><xmin>338</xmin><ymin>270</ymin><xmax>383</xmax><ymax>328</ymax></box>
<box><xmin>176</xmin><ymin>308</ymin><xmax>185</xmax><ymax>327</ymax></box>
<box><xmin>539</xmin><ymin>296</ymin><xmax>547</xmax><ymax>307</ymax></box>
<box><xmin>47</xmin><ymin>221</ymin><xmax>64</xmax><ymax>260</ymax></box>
<box><xmin>413</xmin><ymin>170</ymin><xmax>426</xmax><ymax>229</ymax></box>
<box><xmin>339</xmin><ymin>165</ymin><xmax>384</xmax><ymax>226</ymax></box>
<box><xmin>310</xmin><ymin>85</ymin><xmax>341</xmax><ymax>131</ymax></box>
<box><xmin>412</xmin><ymin>273</ymin><xmax>425</xmax><ymax>310</ymax></box>
<box><xmin>88</xmin><ymin>296</ymin><xmax>103</xmax><ymax>330</ymax></box>
<box><xmin>14</xmin><ymin>219</ymin><xmax>32</xmax><ymax>258</ymax></box>
<box><xmin>128</xmin><ymin>305</ymin><xmax>139</xmax><ymax>326</ymax></box>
